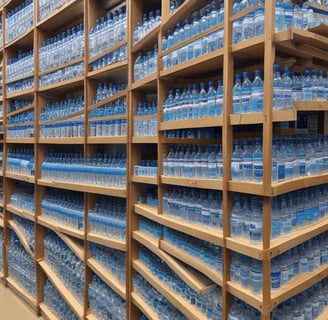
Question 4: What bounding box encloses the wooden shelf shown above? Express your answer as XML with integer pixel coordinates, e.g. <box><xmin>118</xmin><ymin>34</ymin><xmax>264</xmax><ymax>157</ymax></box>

<box><xmin>159</xmin><ymin>240</ymin><xmax>223</xmax><ymax>286</ymax></box>
<box><xmin>160</xmin><ymin>48</ymin><xmax>224</xmax><ymax>79</ymax></box>
<box><xmin>6</xmin><ymin>278</ymin><xmax>38</xmax><ymax>313</ymax></box>
<box><xmin>161</xmin><ymin>175</ymin><xmax>223</xmax><ymax>190</ymax></box>
<box><xmin>5</xmin><ymin>172</ymin><xmax>35</xmax><ymax>184</ymax></box>
<box><xmin>0</xmin><ymin>217</ymin><xmax>4</xmax><ymax>228</ymax></box>
<box><xmin>87</xmin><ymin>257</ymin><xmax>126</xmax><ymax>299</ymax></box>
<box><xmin>87</xmin><ymin>232</ymin><xmax>126</xmax><ymax>251</ymax></box>
<box><xmin>294</xmin><ymin>100</ymin><xmax>328</xmax><ymax>111</ymax></box>
<box><xmin>8</xmin><ymin>220</ymin><xmax>34</xmax><ymax>258</ymax></box>
<box><xmin>228</xmin><ymin>180</ymin><xmax>266</xmax><ymax>196</ymax></box>
<box><xmin>132</xmin><ymin>74</ymin><xmax>157</xmax><ymax>90</ymax></box>
<box><xmin>159</xmin><ymin>117</ymin><xmax>223</xmax><ymax>131</ymax></box>
<box><xmin>87</xmin><ymin>59</ymin><xmax>128</xmax><ymax>81</ymax></box>
<box><xmin>132</xmin><ymin>25</ymin><xmax>160</xmax><ymax>53</ymax></box>
<box><xmin>38</xmin><ymin>179</ymin><xmax>127</xmax><ymax>197</ymax></box>
<box><xmin>36</xmin><ymin>0</ymin><xmax>84</xmax><ymax>31</ymax></box>
<box><xmin>39</xmin><ymin>260</ymin><xmax>84</xmax><ymax>319</ymax></box>
<box><xmin>87</xmin><ymin>136</ymin><xmax>128</xmax><ymax>144</ymax></box>
<box><xmin>38</xmin><ymin>137</ymin><xmax>85</xmax><ymax>144</ymax></box>
<box><xmin>226</xmin><ymin>281</ymin><xmax>263</xmax><ymax>312</ymax></box>
<box><xmin>89</xmin><ymin>113</ymin><xmax>127</xmax><ymax>122</ymax></box>
<box><xmin>89</xmin><ymin>40</ymin><xmax>128</xmax><ymax>65</ymax></box>
<box><xmin>6</xmin><ymin>103</ymin><xmax>34</xmax><ymax>117</ymax></box>
<box><xmin>6</xmin><ymin>204</ymin><xmax>34</xmax><ymax>221</ymax></box>
<box><xmin>133</xmin><ymin>260</ymin><xmax>209</xmax><ymax>320</ymax></box>
<box><xmin>38</xmin><ymin>216</ymin><xmax>84</xmax><ymax>240</ymax></box>
<box><xmin>86</xmin><ymin>314</ymin><xmax>98</xmax><ymax>320</ymax></box>
<box><xmin>271</xmin><ymin>264</ymin><xmax>328</xmax><ymax>309</ymax></box>
<box><xmin>87</xmin><ymin>90</ymin><xmax>128</xmax><ymax>112</ymax></box>
<box><xmin>317</xmin><ymin>307</ymin><xmax>328</xmax><ymax>320</ymax></box>
<box><xmin>55</xmin><ymin>231</ymin><xmax>84</xmax><ymax>261</ymax></box>
<box><xmin>6</xmin><ymin>138</ymin><xmax>35</xmax><ymax>144</ymax></box>
<box><xmin>4</xmin><ymin>27</ymin><xmax>34</xmax><ymax>49</ymax></box>
<box><xmin>6</xmin><ymin>87</ymin><xmax>34</xmax><ymax>100</ymax></box>
<box><xmin>132</xmin><ymin>230</ymin><xmax>215</xmax><ymax>294</ymax></box>
<box><xmin>132</xmin><ymin>175</ymin><xmax>157</xmax><ymax>185</ymax></box>
<box><xmin>134</xmin><ymin>203</ymin><xmax>223</xmax><ymax>246</ymax></box>
<box><xmin>132</xmin><ymin>136</ymin><xmax>158</xmax><ymax>144</ymax></box>
<box><xmin>131</xmin><ymin>292</ymin><xmax>161</xmax><ymax>320</ymax></box>
<box><xmin>38</xmin><ymin>76</ymin><xmax>84</xmax><ymax>94</ymax></box>
<box><xmin>40</xmin><ymin>302</ymin><xmax>60</xmax><ymax>320</ymax></box>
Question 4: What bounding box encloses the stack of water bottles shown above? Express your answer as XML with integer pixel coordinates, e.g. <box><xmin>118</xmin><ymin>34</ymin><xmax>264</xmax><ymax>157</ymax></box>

<box><xmin>139</xmin><ymin>216</ymin><xmax>163</xmax><ymax>239</ymax></box>
<box><xmin>90</xmin><ymin>44</ymin><xmax>127</xmax><ymax>71</ymax></box>
<box><xmin>163</xmin><ymin>226</ymin><xmax>223</xmax><ymax>273</ymax></box>
<box><xmin>163</xmin><ymin>81</ymin><xmax>223</xmax><ymax>121</ymax></box>
<box><xmin>39</xmin><ymin>0</ymin><xmax>70</xmax><ymax>21</ymax></box>
<box><xmin>6</xmin><ymin>77</ymin><xmax>34</xmax><ymax>95</ymax></box>
<box><xmin>40</xmin><ymin>120</ymin><xmax>84</xmax><ymax>139</ymax></box>
<box><xmin>163</xmin><ymin>186</ymin><xmax>223</xmax><ymax>229</ymax></box>
<box><xmin>89</xmin><ymin>6</ymin><xmax>127</xmax><ymax>59</ymax></box>
<box><xmin>9</xmin><ymin>182</ymin><xmax>35</xmax><ymax>213</ymax></box>
<box><xmin>8</xmin><ymin>109</ymin><xmax>34</xmax><ymax>124</ymax></box>
<box><xmin>6</xmin><ymin>50</ymin><xmax>34</xmax><ymax>83</ymax></box>
<box><xmin>133</xmin><ymin>272</ymin><xmax>188</xmax><ymax>320</ymax></box>
<box><xmin>93</xmin><ymin>82</ymin><xmax>127</xmax><ymax>104</ymax></box>
<box><xmin>41</xmin><ymin>189</ymin><xmax>84</xmax><ymax>230</ymax></box>
<box><xmin>41</xmin><ymin>151</ymin><xmax>126</xmax><ymax>188</ymax></box>
<box><xmin>134</xmin><ymin>159</ymin><xmax>158</xmax><ymax>177</ymax></box>
<box><xmin>44</xmin><ymin>280</ymin><xmax>79</xmax><ymax>320</ymax></box>
<box><xmin>170</xmin><ymin>0</ymin><xmax>185</xmax><ymax>15</ymax></box>
<box><xmin>7</xmin><ymin>108</ymin><xmax>34</xmax><ymax>138</ymax></box>
<box><xmin>44</xmin><ymin>231</ymin><xmax>84</xmax><ymax>303</ymax></box>
<box><xmin>139</xmin><ymin>245</ymin><xmax>223</xmax><ymax>319</ymax></box>
<box><xmin>163</xmin><ymin>144</ymin><xmax>223</xmax><ymax>179</ymax></box>
<box><xmin>271</xmin><ymin>278</ymin><xmax>328</xmax><ymax>320</ymax></box>
<box><xmin>134</xmin><ymin>46</ymin><xmax>158</xmax><ymax>82</ymax></box>
<box><xmin>88</xmin><ymin>275</ymin><xmax>127</xmax><ymax>320</ymax></box>
<box><xmin>228</xmin><ymin>298</ymin><xmax>260</xmax><ymax>320</ymax></box>
<box><xmin>7</xmin><ymin>125</ymin><xmax>34</xmax><ymax>139</ymax></box>
<box><xmin>90</xmin><ymin>117</ymin><xmax>127</xmax><ymax>137</ymax></box>
<box><xmin>90</xmin><ymin>97</ymin><xmax>126</xmax><ymax>118</ymax></box>
<box><xmin>39</xmin><ymin>24</ymin><xmax>84</xmax><ymax>72</ymax></box>
<box><xmin>164</xmin><ymin>127</ymin><xmax>217</xmax><ymax>139</ymax></box>
<box><xmin>8</xmin><ymin>232</ymin><xmax>36</xmax><ymax>296</ymax></box>
<box><xmin>88</xmin><ymin>196</ymin><xmax>126</xmax><ymax>241</ymax></box>
<box><xmin>7</xmin><ymin>147</ymin><xmax>34</xmax><ymax>176</ymax></box>
<box><xmin>8</xmin><ymin>99</ymin><xmax>32</xmax><ymax>113</ymax></box>
<box><xmin>5</xmin><ymin>0</ymin><xmax>33</xmax><ymax>43</ymax></box>
<box><xmin>12</xmin><ymin>216</ymin><xmax>35</xmax><ymax>252</ymax></box>
<box><xmin>137</xmin><ymin>187</ymin><xmax>158</xmax><ymax>207</ymax></box>
<box><xmin>271</xmin><ymin>232</ymin><xmax>328</xmax><ymax>290</ymax></box>
<box><xmin>133</xmin><ymin>9</ymin><xmax>161</xmax><ymax>44</ymax></box>
<box><xmin>134</xmin><ymin>101</ymin><xmax>158</xmax><ymax>137</ymax></box>
<box><xmin>89</xmin><ymin>243</ymin><xmax>126</xmax><ymax>284</ymax></box>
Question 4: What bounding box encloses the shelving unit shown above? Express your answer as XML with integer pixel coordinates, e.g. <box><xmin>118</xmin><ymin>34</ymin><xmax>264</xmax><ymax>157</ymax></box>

<box><xmin>0</xmin><ymin>0</ymin><xmax>326</xmax><ymax>319</ymax></box>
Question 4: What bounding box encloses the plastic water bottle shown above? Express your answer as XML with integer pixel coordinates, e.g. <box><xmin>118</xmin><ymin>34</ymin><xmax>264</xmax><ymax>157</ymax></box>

<box><xmin>232</xmin><ymin>18</ymin><xmax>242</xmax><ymax>44</ymax></box>
<box><xmin>293</xmin><ymin>2</ymin><xmax>303</xmax><ymax>29</ymax></box>
<box><xmin>242</xmin><ymin>12</ymin><xmax>254</xmax><ymax>40</ymax></box>
<box><xmin>273</xmin><ymin>64</ymin><xmax>284</xmax><ymax>109</ymax></box>
<box><xmin>253</xmin><ymin>138</ymin><xmax>263</xmax><ymax>182</ymax></box>
<box><xmin>231</xmin><ymin>140</ymin><xmax>243</xmax><ymax>180</ymax></box>
<box><xmin>254</xmin><ymin>3</ymin><xmax>265</xmax><ymax>36</ymax></box>
<box><xmin>215</xmin><ymin>80</ymin><xmax>223</xmax><ymax>116</ymax></box>
<box><xmin>302</xmin><ymin>69</ymin><xmax>313</xmax><ymax>101</ymax></box>
<box><xmin>283</xmin><ymin>0</ymin><xmax>293</xmax><ymax>30</ymax></box>
<box><xmin>275</xmin><ymin>0</ymin><xmax>285</xmax><ymax>31</ymax></box>
<box><xmin>251</xmin><ymin>70</ymin><xmax>264</xmax><ymax>112</ymax></box>
<box><xmin>134</xmin><ymin>52</ymin><xmax>143</xmax><ymax>82</ymax></box>
<box><xmin>242</xmin><ymin>140</ymin><xmax>253</xmax><ymax>181</ymax></box>
<box><xmin>241</xmin><ymin>72</ymin><xmax>252</xmax><ymax>113</ymax></box>
<box><xmin>233</xmin><ymin>74</ymin><xmax>242</xmax><ymax>114</ymax></box>
<box><xmin>198</xmin><ymin>82</ymin><xmax>208</xmax><ymax>118</ymax></box>
<box><xmin>282</xmin><ymin>67</ymin><xmax>293</xmax><ymax>108</ymax></box>
<box><xmin>207</xmin><ymin>81</ymin><xmax>217</xmax><ymax>117</ymax></box>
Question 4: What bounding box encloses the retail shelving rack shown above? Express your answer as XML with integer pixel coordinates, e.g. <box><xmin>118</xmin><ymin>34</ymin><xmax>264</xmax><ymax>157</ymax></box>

<box><xmin>0</xmin><ymin>0</ymin><xmax>326</xmax><ymax>319</ymax></box>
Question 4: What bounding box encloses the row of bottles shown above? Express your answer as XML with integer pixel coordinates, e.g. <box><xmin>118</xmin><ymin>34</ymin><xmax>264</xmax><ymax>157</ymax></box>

<box><xmin>39</xmin><ymin>121</ymin><xmax>84</xmax><ymax>139</ymax></box>
<box><xmin>88</xmin><ymin>196</ymin><xmax>126</xmax><ymax>240</ymax></box>
<box><xmin>134</xmin><ymin>159</ymin><xmax>158</xmax><ymax>177</ymax></box>
<box><xmin>44</xmin><ymin>231</ymin><xmax>84</xmax><ymax>303</ymax></box>
<box><xmin>12</xmin><ymin>216</ymin><xmax>35</xmax><ymax>252</ymax></box>
<box><xmin>6</xmin><ymin>77</ymin><xmax>34</xmax><ymax>95</ymax></box>
<box><xmin>94</xmin><ymin>82</ymin><xmax>127</xmax><ymax>104</ymax></box>
<box><xmin>6</xmin><ymin>147</ymin><xmax>34</xmax><ymax>176</ymax></box>
<box><xmin>7</xmin><ymin>99</ymin><xmax>32</xmax><ymax>113</ymax></box>
<box><xmin>38</xmin><ymin>0</ymin><xmax>70</xmax><ymax>21</ymax></box>
<box><xmin>89</xmin><ymin>6</ymin><xmax>127</xmax><ymax>58</ymax></box>
<box><xmin>41</xmin><ymin>151</ymin><xmax>127</xmax><ymax>187</ymax></box>
<box><xmin>9</xmin><ymin>182</ymin><xmax>35</xmax><ymax>212</ymax></box>
<box><xmin>134</xmin><ymin>46</ymin><xmax>158</xmax><ymax>82</ymax></box>
<box><xmin>163</xmin><ymin>81</ymin><xmax>223</xmax><ymax>121</ymax></box>
<box><xmin>133</xmin><ymin>9</ymin><xmax>161</xmax><ymax>44</ymax></box>
<box><xmin>89</xmin><ymin>118</ymin><xmax>127</xmax><ymax>137</ymax></box>
<box><xmin>6</xmin><ymin>50</ymin><xmax>34</xmax><ymax>83</ymax></box>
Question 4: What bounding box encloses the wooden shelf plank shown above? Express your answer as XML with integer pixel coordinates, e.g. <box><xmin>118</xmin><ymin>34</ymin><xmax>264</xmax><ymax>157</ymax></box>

<box><xmin>317</xmin><ymin>306</ymin><xmax>328</xmax><ymax>320</ymax></box>
<box><xmin>226</xmin><ymin>237</ymin><xmax>265</xmax><ymax>260</ymax></box>
<box><xmin>131</xmin><ymin>292</ymin><xmax>161</xmax><ymax>320</ymax></box>
<box><xmin>39</xmin><ymin>260</ymin><xmax>84</xmax><ymax>318</ymax></box>
<box><xmin>6</xmin><ymin>278</ymin><xmax>37</xmax><ymax>312</ymax></box>
<box><xmin>227</xmin><ymin>281</ymin><xmax>263</xmax><ymax>312</ymax></box>
<box><xmin>8</xmin><ymin>220</ymin><xmax>34</xmax><ymax>258</ymax></box>
<box><xmin>271</xmin><ymin>264</ymin><xmax>328</xmax><ymax>308</ymax></box>
<box><xmin>87</xmin><ymin>60</ymin><xmax>128</xmax><ymax>81</ymax></box>
<box><xmin>38</xmin><ymin>216</ymin><xmax>84</xmax><ymax>240</ymax></box>
<box><xmin>272</xmin><ymin>108</ymin><xmax>297</xmax><ymax>122</ymax></box>
<box><xmin>228</xmin><ymin>180</ymin><xmax>266</xmax><ymax>196</ymax></box>
<box><xmin>5</xmin><ymin>138</ymin><xmax>35</xmax><ymax>144</ymax></box>
<box><xmin>87</xmin><ymin>136</ymin><xmax>128</xmax><ymax>144</ymax></box>
<box><xmin>6</xmin><ymin>103</ymin><xmax>34</xmax><ymax>117</ymax></box>
<box><xmin>38</xmin><ymin>77</ymin><xmax>84</xmax><ymax>93</ymax></box>
<box><xmin>5</xmin><ymin>172</ymin><xmax>35</xmax><ymax>184</ymax></box>
<box><xmin>133</xmin><ymin>260</ymin><xmax>208</xmax><ymax>320</ymax></box>
<box><xmin>40</xmin><ymin>302</ymin><xmax>60</xmax><ymax>320</ymax></box>
<box><xmin>6</xmin><ymin>87</ymin><xmax>34</xmax><ymax>100</ymax></box>
<box><xmin>38</xmin><ymin>137</ymin><xmax>85</xmax><ymax>144</ymax></box>
<box><xmin>39</xmin><ymin>110</ymin><xmax>84</xmax><ymax>125</ymax></box>
<box><xmin>37</xmin><ymin>179</ymin><xmax>126</xmax><ymax>197</ymax></box>
<box><xmin>132</xmin><ymin>175</ymin><xmax>158</xmax><ymax>185</ymax></box>
<box><xmin>294</xmin><ymin>100</ymin><xmax>328</xmax><ymax>111</ymax></box>
<box><xmin>87</xmin><ymin>232</ymin><xmax>126</xmax><ymax>251</ymax></box>
<box><xmin>159</xmin><ymin>117</ymin><xmax>223</xmax><ymax>131</ymax></box>
<box><xmin>87</xmin><ymin>90</ymin><xmax>128</xmax><ymax>113</ymax></box>
<box><xmin>0</xmin><ymin>218</ymin><xmax>4</xmax><ymax>228</ymax></box>
<box><xmin>6</xmin><ymin>204</ymin><xmax>34</xmax><ymax>221</ymax></box>
<box><xmin>159</xmin><ymin>240</ymin><xmax>223</xmax><ymax>286</ymax></box>
<box><xmin>134</xmin><ymin>203</ymin><xmax>223</xmax><ymax>246</ymax></box>
<box><xmin>132</xmin><ymin>25</ymin><xmax>160</xmax><ymax>53</ymax></box>
<box><xmin>132</xmin><ymin>74</ymin><xmax>157</xmax><ymax>90</ymax></box>
<box><xmin>132</xmin><ymin>230</ymin><xmax>216</xmax><ymax>294</ymax></box>
<box><xmin>86</xmin><ymin>314</ymin><xmax>98</xmax><ymax>320</ymax></box>
<box><xmin>87</xmin><ymin>258</ymin><xmax>126</xmax><ymax>299</ymax></box>
<box><xmin>161</xmin><ymin>175</ymin><xmax>223</xmax><ymax>190</ymax></box>
<box><xmin>132</xmin><ymin>136</ymin><xmax>158</xmax><ymax>144</ymax></box>
<box><xmin>89</xmin><ymin>41</ymin><xmax>128</xmax><ymax>65</ymax></box>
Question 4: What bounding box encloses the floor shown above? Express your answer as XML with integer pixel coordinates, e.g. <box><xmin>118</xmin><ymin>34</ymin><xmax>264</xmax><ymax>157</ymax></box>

<box><xmin>0</xmin><ymin>284</ymin><xmax>40</xmax><ymax>320</ymax></box>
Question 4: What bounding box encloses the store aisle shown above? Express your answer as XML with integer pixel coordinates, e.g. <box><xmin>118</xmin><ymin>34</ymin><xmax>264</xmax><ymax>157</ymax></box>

<box><xmin>0</xmin><ymin>284</ymin><xmax>40</xmax><ymax>320</ymax></box>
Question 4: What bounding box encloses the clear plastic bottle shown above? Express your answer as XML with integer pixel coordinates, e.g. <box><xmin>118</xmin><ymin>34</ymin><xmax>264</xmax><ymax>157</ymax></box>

<box><xmin>251</xmin><ymin>70</ymin><xmax>264</xmax><ymax>112</ymax></box>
